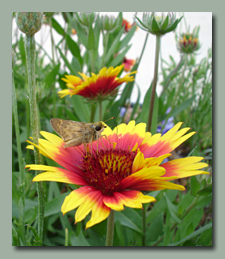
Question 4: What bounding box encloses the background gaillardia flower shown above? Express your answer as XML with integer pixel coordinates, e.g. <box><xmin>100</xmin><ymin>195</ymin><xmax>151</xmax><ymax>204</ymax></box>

<box><xmin>26</xmin><ymin>121</ymin><xmax>209</xmax><ymax>229</ymax></box>
<box><xmin>123</xmin><ymin>57</ymin><xmax>136</xmax><ymax>72</ymax></box>
<box><xmin>178</xmin><ymin>32</ymin><xmax>200</xmax><ymax>54</ymax></box>
<box><xmin>59</xmin><ymin>65</ymin><xmax>136</xmax><ymax>101</ymax></box>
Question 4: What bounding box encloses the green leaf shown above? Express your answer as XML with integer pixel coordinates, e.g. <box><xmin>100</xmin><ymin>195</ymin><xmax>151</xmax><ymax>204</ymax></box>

<box><xmin>115</xmin><ymin>220</ymin><xmax>126</xmax><ymax>246</ymax></box>
<box><xmin>18</xmin><ymin>35</ymin><xmax>26</xmax><ymax>66</ymax></box>
<box><xmin>146</xmin><ymin>196</ymin><xmax>166</xmax><ymax>223</ymax></box>
<box><xmin>57</xmin><ymin>47</ymin><xmax>78</xmax><ymax>76</ymax></box>
<box><xmin>115</xmin><ymin>208</ymin><xmax>142</xmax><ymax>234</ymax></box>
<box><xmin>27</xmin><ymin>225</ymin><xmax>42</xmax><ymax>246</ymax></box>
<box><xmin>197</xmin><ymin>225</ymin><xmax>212</xmax><ymax>246</ymax></box>
<box><xmin>195</xmin><ymin>195</ymin><xmax>212</xmax><ymax>209</ymax></box>
<box><xmin>168</xmin><ymin>223</ymin><xmax>212</xmax><ymax>246</ymax></box>
<box><xmin>104</xmin><ymin>29</ymin><xmax>124</xmax><ymax>64</ymax></box>
<box><xmin>197</xmin><ymin>184</ymin><xmax>212</xmax><ymax>197</ymax></box>
<box><xmin>66</xmin><ymin>95</ymin><xmax>90</xmax><ymax>122</ymax></box>
<box><xmin>178</xmin><ymin>191</ymin><xmax>194</xmax><ymax>216</ymax></box>
<box><xmin>71</xmin><ymin>56</ymin><xmax>82</xmax><ymax>73</ymax></box>
<box><xmin>108</xmin><ymin>44</ymin><xmax>131</xmax><ymax>67</ymax></box>
<box><xmin>161</xmin><ymin>15</ymin><xmax>169</xmax><ymax>30</ymax></box>
<box><xmin>164</xmin><ymin>193</ymin><xmax>181</xmax><ymax>223</ymax></box>
<box><xmin>151</xmin><ymin>17</ymin><xmax>160</xmax><ymax>32</ymax></box>
<box><xmin>43</xmin><ymin>63</ymin><xmax>60</xmax><ymax>87</ymax></box>
<box><xmin>130</xmin><ymin>83</ymin><xmax>141</xmax><ymax>120</ymax></box>
<box><xmin>191</xmin><ymin>176</ymin><xmax>201</xmax><ymax>197</ymax></box>
<box><xmin>87</xmin><ymin>21</ymin><xmax>95</xmax><ymax>51</ymax></box>
<box><xmin>66</xmin><ymin>12</ymin><xmax>88</xmax><ymax>48</ymax></box>
<box><xmin>70</xmin><ymin>230</ymin><xmax>91</xmax><ymax>246</ymax></box>
<box><xmin>162</xmin><ymin>95</ymin><xmax>196</xmax><ymax>121</ymax></box>
<box><xmin>146</xmin><ymin>212</ymin><xmax>164</xmax><ymax>243</ymax></box>
<box><xmin>134</xmin><ymin>16</ymin><xmax>149</xmax><ymax>31</ymax></box>
<box><xmin>44</xmin><ymin>192</ymin><xmax>70</xmax><ymax>217</ymax></box>
<box><xmin>65</xmin><ymin>35</ymin><xmax>82</xmax><ymax>66</ymax></box>
<box><xmin>164</xmin><ymin>17</ymin><xmax>183</xmax><ymax>34</ymax></box>
<box><xmin>119</xmin><ymin>25</ymin><xmax>137</xmax><ymax>51</ymax></box>
<box><xmin>51</xmin><ymin>17</ymin><xmax>65</xmax><ymax>36</ymax></box>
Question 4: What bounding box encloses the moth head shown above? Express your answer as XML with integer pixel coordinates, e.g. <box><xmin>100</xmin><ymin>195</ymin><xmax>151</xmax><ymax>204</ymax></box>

<box><xmin>94</xmin><ymin>122</ymin><xmax>106</xmax><ymax>132</ymax></box>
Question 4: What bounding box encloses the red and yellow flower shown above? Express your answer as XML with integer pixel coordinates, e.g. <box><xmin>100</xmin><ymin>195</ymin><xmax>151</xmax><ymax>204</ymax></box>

<box><xmin>59</xmin><ymin>65</ymin><xmax>136</xmax><ymax>101</ymax></box>
<box><xmin>26</xmin><ymin>121</ymin><xmax>209</xmax><ymax>229</ymax></box>
<box><xmin>122</xmin><ymin>19</ymin><xmax>132</xmax><ymax>32</ymax></box>
<box><xmin>178</xmin><ymin>33</ymin><xmax>200</xmax><ymax>54</ymax></box>
<box><xmin>122</xmin><ymin>19</ymin><xmax>137</xmax><ymax>33</ymax></box>
<box><xmin>123</xmin><ymin>57</ymin><xmax>136</xmax><ymax>72</ymax></box>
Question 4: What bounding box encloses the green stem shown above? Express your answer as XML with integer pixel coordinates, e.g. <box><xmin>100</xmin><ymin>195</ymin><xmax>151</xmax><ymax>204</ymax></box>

<box><xmin>12</xmin><ymin>72</ymin><xmax>26</xmax><ymax>245</ymax></box>
<box><xmin>105</xmin><ymin>210</ymin><xmax>115</xmax><ymax>246</ymax></box>
<box><xmin>99</xmin><ymin>101</ymin><xmax>102</xmax><ymax>121</ymax></box>
<box><xmin>90</xmin><ymin>102</ymin><xmax>97</xmax><ymax>122</ymax></box>
<box><xmin>65</xmin><ymin>228</ymin><xmax>69</xmax><ymax>246</ymax></box>
<box><xmin>137</xmin><ymin>33</ymin><xmax>149</xmax><ymax>70</ymax></box>
<box><xmin>25</xmin><ymin>34</ymin><xmax>45</xmax><ymax>245</ymax></box>
<box><xmin>142</xmin><ymin>204</ymin><xmax>146</xmax><ymax>246</ymax></box>
<box><xmin>147</xmin><ymin>35</ymin><xmax>161</xmax><ymax>132</ymax></box>
<box><xmin>25</xmin><ymin>97</ymin><xmax>30</xmax><ymax>164</ymax></box>
<box><xmin>49</xmin><ymin>19</ymin><xmax>55</xmax><ymax>66</ymax></box>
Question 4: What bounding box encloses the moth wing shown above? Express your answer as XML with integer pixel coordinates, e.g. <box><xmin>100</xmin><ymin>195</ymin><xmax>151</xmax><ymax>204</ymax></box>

<box><xmin>50</xmin><ymin>118</ymin><xmax>64</xmax><ymax>136</ymax></box>
<box><xmin>60</xmin><ymin>120</ymin><xmax>86</xmax><ymax>142</ymax></box>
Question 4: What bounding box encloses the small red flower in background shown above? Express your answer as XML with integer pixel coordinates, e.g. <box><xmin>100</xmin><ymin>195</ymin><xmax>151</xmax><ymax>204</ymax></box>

<box><xmin>122</xmin><ymin>19</ymin><xmax>132</xmax><ymax>32</ymax></box>
<box><xmin>122</xmin><ymin>18</ymin><xmax>138</xmax><ymax>33</ymax></box>
<box><xmin>71</xmin><ymin>28</ymin><xmax>77</xmax><ymax>35</ymax></box>
<box><xmin>123</xmin><ymin>57</ymin><xmax>136</xmax><ymax>72</ymax></box>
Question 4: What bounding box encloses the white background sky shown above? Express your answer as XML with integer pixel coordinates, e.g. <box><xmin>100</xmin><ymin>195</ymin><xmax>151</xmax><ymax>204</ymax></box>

<box><xmin>12</xmin><ymin>12</ymin><xmax>212</xmax><ymax>103</ymax></box>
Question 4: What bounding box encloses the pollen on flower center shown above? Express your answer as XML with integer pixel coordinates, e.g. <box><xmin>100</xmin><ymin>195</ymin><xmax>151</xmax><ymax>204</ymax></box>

<box><xmin>82</xmin><ymin>149</ymin><xmax>137</xmax><ymax>195</ymax></box>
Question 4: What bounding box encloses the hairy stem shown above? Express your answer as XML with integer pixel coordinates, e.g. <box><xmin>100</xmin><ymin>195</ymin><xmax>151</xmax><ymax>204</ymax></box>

<box><xmin>25</xmin><ymin>34</ymin><xmax>45</xmax><ymax>245</ymax></box>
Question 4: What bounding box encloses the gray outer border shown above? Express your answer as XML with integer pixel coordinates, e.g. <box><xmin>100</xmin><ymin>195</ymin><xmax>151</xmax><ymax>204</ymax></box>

<box><xmin>4</xmin><ymin>0</ymin><xmax>221</xmax><ymax>257</ymax></box>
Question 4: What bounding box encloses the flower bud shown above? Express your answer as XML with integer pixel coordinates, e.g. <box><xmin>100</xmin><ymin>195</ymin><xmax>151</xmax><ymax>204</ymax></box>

<box><xmin>101</xmin><ymin>15</ymin><xmax>118</xmax><ymax>32</ymax></box>
<box><xmin>134</xmin><ymin>12</ymin><xmax>182</xmax><ymax>36</ymax></box>
<box><xmin>177</xmin><ymin>32</ymin><xmax>200</xmax><ymax>54</ymax></box>
<box><xmin>75</xmin><ymin>12</ymin><xmax>96</xmax><ymax>27</ymax></box>
<box><xmin>16</xmin><ymin>12</ymin><xmax>43</xmax><ymax>36</ymax></box>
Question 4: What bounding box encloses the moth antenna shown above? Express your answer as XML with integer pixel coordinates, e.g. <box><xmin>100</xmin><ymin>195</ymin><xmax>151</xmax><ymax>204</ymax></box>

<box><xmin>103</xmin><ymin>116</ymin><xmax>115</xmax><ymax>123</ymax></box>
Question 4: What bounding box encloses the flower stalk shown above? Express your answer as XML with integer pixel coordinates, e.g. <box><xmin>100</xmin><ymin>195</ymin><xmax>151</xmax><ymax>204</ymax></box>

<box><xmin>25</xmin><ymin>34</ymin><xmax>45</xmax><ymax>244</ymax></box>
<box><xmin>12</xmin><ymin>72</ymin><xmax>26</xmax><ymax>245</ymax></box>
<box><xmin>99</xmin><ymin>101</ymin><xmax>103</xmax><ymax>121</ymax></box>
<box><xmin>147</xmin><ymin>35</ymin><xmax>161</xmax><ymax>132</ymax></box>
<box><xmin>105</xmin><ymin>210</ymin><xmax>115</xmax><ymax>246</ymax></box>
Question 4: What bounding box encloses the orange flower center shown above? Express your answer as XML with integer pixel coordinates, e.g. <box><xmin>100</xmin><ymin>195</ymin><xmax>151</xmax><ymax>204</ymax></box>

<box><xmin>82</xmin><ymin>149</ymin><xmax>136</xmax><ymax>195</ymax></box>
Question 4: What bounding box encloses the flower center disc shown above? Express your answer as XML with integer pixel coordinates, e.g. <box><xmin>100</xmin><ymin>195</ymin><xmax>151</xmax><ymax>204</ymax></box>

<box><xmin>82</xmin><ymin>149</ymin><xmax>136</xmax><ymax>195</ymax></box>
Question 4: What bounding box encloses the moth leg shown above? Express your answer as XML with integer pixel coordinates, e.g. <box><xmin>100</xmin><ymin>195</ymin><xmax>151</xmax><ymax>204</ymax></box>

<box><xmin>101</xmin><ymin>134</ymin><xmax>113</xmax><ymax>148</ymax></box>
<box><xmin>83</xmin><ymin>143</ymin><xmax>88</xmax><ymax>156</ymax></box>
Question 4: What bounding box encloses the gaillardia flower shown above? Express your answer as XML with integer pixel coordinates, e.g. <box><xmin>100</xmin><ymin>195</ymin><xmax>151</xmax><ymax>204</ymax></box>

<box><xmin>178</xmin><ymin>33</ymin><xmax>200</xmax><ymax>54</ymax></box>
<box><xmin>123</xmin><ymin>57</ymin><xmax>136</xmax><ymax>72</ymax></box>
<box><xmin>59</xmin><ymin>65</ymin><xmax>136</xmax><ymax>101</ymax></box>
<box><xmin>26</xmin><ymin>121</ymin><xmax>209</xmax><ymax>229</ymax></box>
